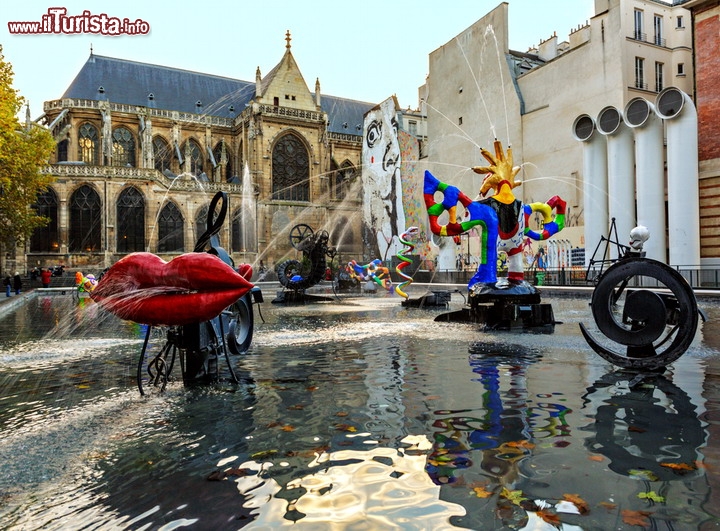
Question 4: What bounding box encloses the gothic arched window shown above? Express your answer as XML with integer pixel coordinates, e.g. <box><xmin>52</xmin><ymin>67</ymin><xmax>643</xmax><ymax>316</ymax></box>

<box><xmin>78</xmin><ymin>122</ymin><xmax>99</xmax><ymax>165</ymax></box>
<box><xmin>30</xmin><ymin>188</ymin><xmax>59</xmax><ymax>252</ymax></box>
<box><xmin>117</xmin><ymin>187</ymin><xmax>145</xmax><ymax>253</ymax></box>
<box><xmin>69</xmin><ymin>185</ymin><xmax>102</xmax><ymax>252</ymax></box>
<box><xmin>336</xmin><ymin>160</ymin><xmax>356</xmax><ymax>200</ymax></box>
<box><xmin>183</xmin><ymin>139</ymin><xmax>204</xmax><ymax>176</ymax></box>
<box><xmin>153</xmin><ymin>136</ymin><xmax>172</xmax><ymax>174</ymax></box>
<box><xmin>213</xmin><ymin>141</ymin><xmax>232</xmax><ymax>182</ymax></box>
<box><xmin>112</xmin><ymin>126</ymin><xmax>136</xmax><ymax>166</ymax></box>
<box><xmin>157</xmin><ymin>201</ymin><xmax>184</xmax><ymax>253</ymax></box>
<box><xmin>272</xmin><ymin>133</ymin><xmax>309</xmax><ymax>202</ymax></box>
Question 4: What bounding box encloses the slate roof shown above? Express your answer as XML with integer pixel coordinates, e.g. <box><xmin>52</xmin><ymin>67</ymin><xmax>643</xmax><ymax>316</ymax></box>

<box><xmin>61</xmin><ymin>54</ymin><xmax>374</xmax><ymax>135</ymax></box>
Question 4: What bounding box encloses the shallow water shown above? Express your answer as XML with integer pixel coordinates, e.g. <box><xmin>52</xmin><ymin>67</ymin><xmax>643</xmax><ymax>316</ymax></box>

<box><xmin>1</xmin><ymin>289</ymin><xmax>720</xmax><ymax>530</ymax></box>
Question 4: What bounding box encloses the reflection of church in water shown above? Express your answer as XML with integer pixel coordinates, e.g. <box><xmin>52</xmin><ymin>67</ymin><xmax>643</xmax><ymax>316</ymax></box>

<box><xmin>32</xmin><ymin>32</ymin><xmax>371</xmax><ymax>272</ymax></box>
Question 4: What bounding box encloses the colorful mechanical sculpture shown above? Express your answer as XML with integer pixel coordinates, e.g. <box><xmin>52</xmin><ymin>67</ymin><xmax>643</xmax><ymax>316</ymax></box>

<box><xmin>427</xmin><ymin>140</ymin><xmax>565</xmax><ymax>330</ymax></box>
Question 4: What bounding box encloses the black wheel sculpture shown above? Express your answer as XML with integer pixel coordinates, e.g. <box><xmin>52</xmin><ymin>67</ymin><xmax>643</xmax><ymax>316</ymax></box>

<box><xmin>290</xmin><ymin>224</ymin><xmax>314</xmax><ymax>249</ymax></box>
<box><xmin>580</xmin><ymin>256</ymin><xmax>699</xmax><ymax>370</ymax></box>
<box><xmin>227</xmin><ymin>294</ymin><xmax>255</xmax><ymax>355</ymax></box>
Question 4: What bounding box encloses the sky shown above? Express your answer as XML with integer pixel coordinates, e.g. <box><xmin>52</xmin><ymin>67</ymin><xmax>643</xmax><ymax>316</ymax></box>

<box><xmin>2</xmin><ymin>1</ymin><xmax>596</xmax><ymax>120</ymax></box>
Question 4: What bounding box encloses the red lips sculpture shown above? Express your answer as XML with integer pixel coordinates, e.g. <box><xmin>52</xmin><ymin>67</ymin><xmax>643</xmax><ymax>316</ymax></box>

<box><xmin>91</xmin><ymin>252</ymin><xmax>253</xmax><ymax>326</ymax></box>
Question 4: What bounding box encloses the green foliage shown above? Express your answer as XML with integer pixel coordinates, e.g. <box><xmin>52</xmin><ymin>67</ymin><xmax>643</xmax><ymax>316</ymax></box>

<box><xmin>0</xmin><ymin>45</ymin><xmax>56</xmax><ymax>248</ymax></box>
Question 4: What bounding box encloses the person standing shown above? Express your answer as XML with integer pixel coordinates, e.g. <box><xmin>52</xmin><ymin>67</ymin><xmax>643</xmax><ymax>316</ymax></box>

<box><xmin>13</xmin><ymin>272</ymin><xmax>22</xmax><ymax>295</ymax></box>
<box><xmin>41</xmin><ymin>267</ymin><xmax>52</xmax><ymax>288</ymax></box>
<box><xmin>3</xmin><ymin>275</ymin><xmax>10</xmax><ymax>297</ymax></box>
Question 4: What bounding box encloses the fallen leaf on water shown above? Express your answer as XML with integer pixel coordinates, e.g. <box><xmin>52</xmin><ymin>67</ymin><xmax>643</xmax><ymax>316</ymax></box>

<box><xmin>638</xmin><ymin>491</ymin><xmax>665</xmax><ymax>503</ymax></box>
<box><xmin>598</xmin><ymin>501</ymin><xmax>617</xmax><ymax>511</ymax></box>
<box><xmin>660</xmin><ymin>462</ymin><xmax>695</xmax><ymax>472</ymax></box>
<box><xmin>250</xmin><ymin>449</ymin><xmax>277</xmax><ymax>460</ymax></box>
<box><xmin>500</xmin><ymin>487</ymin><xmax>526</xmax><ymax>506</ymax></box>
<box><xmin>473</xmin><ymin>486</ymin><xmax>493</xmax><ymax>498</ymax></box>
<box><xmin>537</xmin><ymin>509</ymin><xmax>561</xmax><ymax>525</ymax></box>
<box><xmin>562</xmin><ymin>493</ymin><xmax>589</xmax><ymax>514</ymax></box>
<box><xmin>336</xmin><ymin>411</ymin><xmax>349</xmax><ymax>417</ymax></box>
<box><xmin>334</xmin><ymin>424</ymin><xmax>357</xmax><ymax>432</ymax></box>
<box><xmin>629</xmin><ymin>469</ymin><xmax>659</xmax><ymax>481</ymax></box>
<box><xmin>506</xmin><ymin>440</ymin><xmax>535</xmax><ymax>450</ymax></box>
<box><xmin>306</xmin><ymin>385</ymin><xmax>319</xmax><ymax>392</ymax></box>
<box><xmin>621</xmin><ymin>509</ymin><xmax>652</xmax><ymax>527</ymax></box>
<box><xmin>287</xmin><ymin>404</ymin><xmax>305</xmax><ymax>410</ymax></box>
<box><xmin>281</xmin><ymin>425</ymin><xmax>296</xmax><ymax>432</ymax></box>
<box><xmin>225</xmin><ymin>468</ymin><xmax>254</xmax><ymax>477</ymax></box>
<box><xmin>588</xmin><ymin>455</ymin><xmax>604</xmax><ymax>462</ymax></box>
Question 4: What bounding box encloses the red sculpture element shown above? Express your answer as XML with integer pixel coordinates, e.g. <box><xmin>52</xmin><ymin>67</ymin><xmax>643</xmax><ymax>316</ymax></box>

<box><xmin>91</xmin><ymin>252</ymin><xmax>253</xmax><ymax>326</ymax></box>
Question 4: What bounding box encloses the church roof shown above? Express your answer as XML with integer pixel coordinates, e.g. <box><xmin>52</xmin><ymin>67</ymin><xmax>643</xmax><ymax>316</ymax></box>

<box><xmin>61</xmin><ymin>54</ymin><xmax>374</xmax><ymax>134</ymax></box>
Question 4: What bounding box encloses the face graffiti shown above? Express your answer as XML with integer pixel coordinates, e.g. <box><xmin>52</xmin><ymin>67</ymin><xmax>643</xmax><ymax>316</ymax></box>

<box><xmin>362</xmin><ymin>97</ymin><xmax>405</xmax><ymax>259</ymax></box>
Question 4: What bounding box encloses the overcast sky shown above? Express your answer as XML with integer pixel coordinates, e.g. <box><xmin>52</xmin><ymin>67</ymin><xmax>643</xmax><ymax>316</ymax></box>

<box><xmin>3</xmin><ymin>1</ymin><xmax>596</xmax><ymax>119</ymax></box>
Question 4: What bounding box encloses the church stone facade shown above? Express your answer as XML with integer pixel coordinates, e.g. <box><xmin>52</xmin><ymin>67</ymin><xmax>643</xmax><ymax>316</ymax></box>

<box><xmin>31</xmin><ymin>33</ymin><xmax>372</xmax><ymax>275</ymax></box>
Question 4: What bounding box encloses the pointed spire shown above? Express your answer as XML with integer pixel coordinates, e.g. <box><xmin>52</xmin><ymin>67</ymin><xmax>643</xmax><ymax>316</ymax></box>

<box><xmin>285</xmin><ymin>30</ymin><xmax>291</xmax><ymax>50</ymax></box>
<box><xmin>315</xmin><ymin>78</ymin><xmax>321</xmax><ymax>107</ymax></box>
<box><xmin>255</xmin><ymin>66</ymin><xmax>262</xmax><ymax>96</ymax></box>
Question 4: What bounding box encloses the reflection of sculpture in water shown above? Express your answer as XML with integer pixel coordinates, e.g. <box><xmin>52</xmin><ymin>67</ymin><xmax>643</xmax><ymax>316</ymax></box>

<box><xmin>582</xmin><ymin>370</ymin><xmax>706</xmax><ymax>482</ymax></box>
<box><xmin>426</xmin><ymin>343</ymin><xmax>543</xmax><ymax>487</ymax></box>
<box><xmin>361</xmin><ymin>96</ymin><xmax>405</xmax><ymax>260</ymax></box>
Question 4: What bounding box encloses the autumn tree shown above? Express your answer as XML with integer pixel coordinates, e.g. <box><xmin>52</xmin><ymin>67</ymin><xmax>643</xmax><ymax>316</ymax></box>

<box><xmin>0</xmin><ymin>45</ymin><xmax>56</xmax><ymax>251</ymax></box>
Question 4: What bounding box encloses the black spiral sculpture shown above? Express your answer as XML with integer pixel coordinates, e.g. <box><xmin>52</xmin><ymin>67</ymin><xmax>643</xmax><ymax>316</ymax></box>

<box><xmin>580</xmin><ymin>222</ymin><xmax>700</xmax><ymax>371</ymax></box>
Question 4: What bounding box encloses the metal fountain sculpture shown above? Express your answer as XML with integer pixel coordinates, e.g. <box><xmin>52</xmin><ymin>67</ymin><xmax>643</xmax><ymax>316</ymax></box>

<box><xmin>580</xmin><ymin>220</ymin><xmax>701</xmax><ymax>371</ymax></box>
<box><xmin>92</xmin><ymin>191</ymin><xmax>263</xmax><ymax>394</ymax></box>
<box><xmin>427</xmin><ymin>140</ymin><xmax>565</xmax><ymax>330</ymax></box>
<box><xmin>272</xmin><ymin>223</ymin><xmax>337</xmax><ymax>303</ymax></box>
<box><xmin>424</xmin><ymin>139</ymin><xmax>701</xmax><ymax>370</ymax></box>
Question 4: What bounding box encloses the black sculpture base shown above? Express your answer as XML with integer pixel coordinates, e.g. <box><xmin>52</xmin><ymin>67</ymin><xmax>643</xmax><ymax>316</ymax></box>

<box><xmin>271</xmin><ymin>290</ymin><xmax>334</xmax><ymax>304</ymax></box>
<box><xmin>402</xmin><ymin>290</ymin><xmax>452</xmax><ymax>308</ymax></box>
<box><xmin>435</xmin><ymin>280</ymin><xmax>559</xmax><ymax>332</ymax></box>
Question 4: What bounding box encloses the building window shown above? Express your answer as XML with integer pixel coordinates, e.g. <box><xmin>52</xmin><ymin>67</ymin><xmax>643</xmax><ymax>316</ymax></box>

<box><xmin>634</xmin><ymin>9</ymin><xmax>644</xmax><ymax>40</ymax></box>
<box><xmin>69</xmin><ymin>185</ymin><xmax>102</xmax><ymax>252</ymax></box>
<box><xmin>153</xmin><ymin>136</ymin><xmax>172</xmax><ymax>174</ymax></box>
<box><xmin>213</xmin><ymin>141</ymin><xmax>232</xmax><ymax>182</ymax></box>
<box><xmin>653</xmin><ymin>14</ymin><xmax>664</xmax><ymax>46</ymax></box>
<box><xmin>333</xmin><ymin>160</ymin><xmax>356</xmax><ymax>201</ymax></box>
<box><xmin>157</xmin><ymin>201</ymin><xmax>184</xmax><ymax>253</ymax></box>
<box><xmin>78</xmin><ymin>122</ymin><xmax>99</xmax><ymax>165</ymax></box>
<box><xmin>677</xmin><ymin>63</ymin><xmax>685</xmax><ymax>76</ymax></box>
<box><xmin>30</xmin><ymin>188</ymin><xmax>59</xmax><ymax>253</ymax></box>
<box><xmin>112</xmin><ymin>126</ymin><xmax>136</xmax><ymax>166</ymax></box>
<box><xmin>676</xmin><ymin>16</ymin><xmax>684</xmax><ymax>29</ymax></box>
<box><xmin>117</xmin><ymin>187</ymin><xmax>145</xmax><ymax>253</ymax></box>
<box><xmin>232</xmin><ymin>207</ymin><xmax>257</xmax><ymax>253</ymax></box>
<box><xmin>408</xmin><ymin>120</ymin><xmax>418</xmax><ymax>136</ymax></box>
<box><xmin>56</xmin><ymin>139</ymin><xmax>68</xmax><ymax>162</ymax></box>
<box><xmin>635</xmin><ymin>57</ymin><xmax>646</xmax><ymax>90</ymax></box>
<box><xmin>655</xmin><ymin>62</ymin><xmax>664</xmax><ymax>92</ymax></box>
<box><xmin>182</xmin><ymin>139</ymin><xmax>204</xmax><ymax>177</ymax></box>
<box><xmin>272</xmin><ymin>133</ymin><xmax>309</xmax><ymax>202</ymax></box>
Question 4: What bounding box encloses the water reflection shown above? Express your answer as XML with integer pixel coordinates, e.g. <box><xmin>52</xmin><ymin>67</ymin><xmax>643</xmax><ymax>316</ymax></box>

<box><xmin>1</xmin><ymin>293</ymin><xmax>720</xmax><ymax>529</ymax></box>
<box><xmin>582</xmin><ymin>370</ymin><xmax>706</xmax><ymax>481</ymax></box>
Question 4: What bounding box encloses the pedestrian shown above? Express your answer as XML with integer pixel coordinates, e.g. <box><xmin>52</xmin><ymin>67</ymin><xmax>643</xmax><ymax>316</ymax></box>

<box><xmin>40</xmin><ymin>267</ymin><xmax>52</xmax><ymax>288</ymax></box>
<box><xmin>3</xmin><ymin>275</ymin><xmax>10</xmax><ymax>297</ymax></box>
<box><xmin>13</xmin><ymin>272</ymin><xmax>22</xmax><ymax>295</ymax></box>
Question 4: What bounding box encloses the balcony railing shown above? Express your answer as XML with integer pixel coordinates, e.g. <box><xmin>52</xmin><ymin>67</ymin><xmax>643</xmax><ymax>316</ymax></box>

<box><xmin>42</xmin><ymin>163</ymin><xmax>243</xmax><ymax>193</ymax></box>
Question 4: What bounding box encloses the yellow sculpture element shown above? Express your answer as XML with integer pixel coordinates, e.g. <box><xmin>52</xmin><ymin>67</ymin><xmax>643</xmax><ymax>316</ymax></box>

<box><xmin>472</xmin><ymin>140</ymin><xmax>522</xmax><ymax>204</ymax></box>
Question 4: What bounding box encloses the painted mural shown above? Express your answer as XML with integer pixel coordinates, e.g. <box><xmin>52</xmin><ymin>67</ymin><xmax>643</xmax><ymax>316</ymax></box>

<box><xmin>361</xmin><ymin>97</ymin><xmax>406</xmax><ymax>261</ymax></box>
